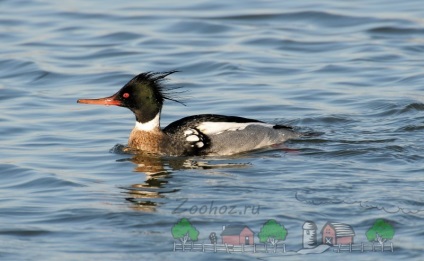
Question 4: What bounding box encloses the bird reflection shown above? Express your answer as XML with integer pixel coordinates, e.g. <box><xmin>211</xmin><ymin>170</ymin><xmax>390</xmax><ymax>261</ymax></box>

<box><xmin>114</xmin><ymin>145</ymin><xmax>250</xmax><ymax>213</ymax></box>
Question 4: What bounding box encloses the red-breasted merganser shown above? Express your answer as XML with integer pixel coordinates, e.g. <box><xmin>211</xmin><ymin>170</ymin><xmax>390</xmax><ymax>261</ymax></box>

<box><xmin>77</xmin><ymin>72</ymin><xmax>300</xmax><ymax>156</ymax></box>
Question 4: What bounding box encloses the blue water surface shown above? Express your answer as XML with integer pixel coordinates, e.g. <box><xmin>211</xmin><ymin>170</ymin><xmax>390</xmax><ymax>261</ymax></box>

<box><xmin>1</xmin><ymin>0</ymin><xmax>424</xmax><ymax>260</ymax></box>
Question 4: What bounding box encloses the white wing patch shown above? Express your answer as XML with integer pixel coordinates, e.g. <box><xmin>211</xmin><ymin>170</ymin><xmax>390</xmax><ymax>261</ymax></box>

<box><xmin>186</xmin><ymin>135</ymin><xmax>200</xmax><ymax>142</ymax></box>
<box><xmin>183</xmin><ymin>128</ymin><xmax>205</xmax><ymax>148</ymax></box>
<box><xmin>197</xmin><ymin>122</ymin><xmax>273</xmax><ymax>135</ymax></box>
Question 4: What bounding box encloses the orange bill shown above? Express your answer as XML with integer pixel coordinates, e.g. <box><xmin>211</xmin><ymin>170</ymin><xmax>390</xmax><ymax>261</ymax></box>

<box><xmin>77</xmin><ymin>94</ymin><xmax>121</xmax><ymax>106</ymax></box>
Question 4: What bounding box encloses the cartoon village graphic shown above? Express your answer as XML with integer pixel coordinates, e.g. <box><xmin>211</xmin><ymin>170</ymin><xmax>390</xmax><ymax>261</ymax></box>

<box><xmin>172</xmin><ymin>218</ymin><xmax>395</xmax><ymax>254</ymax></box>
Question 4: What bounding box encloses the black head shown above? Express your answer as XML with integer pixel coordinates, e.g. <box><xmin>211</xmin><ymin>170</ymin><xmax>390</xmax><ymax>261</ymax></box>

<box><xmin>78</xmin><ymin>71</ymin><xmax>182</xmax><ymax>123</ymax></box>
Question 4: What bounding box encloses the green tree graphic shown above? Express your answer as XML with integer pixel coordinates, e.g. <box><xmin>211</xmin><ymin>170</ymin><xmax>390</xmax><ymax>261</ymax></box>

<box><xmin>258</xmin><ymin>219</ymin><xmax>288</xmax><ymax>252</ymax></box>
<box><xmin>171</xmin><ymin>218</ymin><xmax>199</xmax><ymax>251</ymax></box>
<box><xmin>366</xmin><ymin>219</ymin><xmax>395</xmax><ymax>250</ymax></box>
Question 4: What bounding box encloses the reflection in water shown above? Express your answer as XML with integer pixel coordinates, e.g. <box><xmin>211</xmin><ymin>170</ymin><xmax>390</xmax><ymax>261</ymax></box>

<box><xmin>113</xmin><ymin>145</ymin><xmax>251</xmax><ymax>212</ymax></box>
<box><xmin>117</xmin><ymin>153</ymin><xmax>176</xmax><ymax>212</ymax></box>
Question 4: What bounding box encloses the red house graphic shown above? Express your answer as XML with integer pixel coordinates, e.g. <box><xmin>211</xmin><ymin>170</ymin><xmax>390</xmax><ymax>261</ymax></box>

<box><xmin>321</xmin><ymin>222</ymin><xmax>355</xmax><ymax>245</ymax></box>
<box><xmin>221</xmin><ymin>225</ymin><xmax>254</xmax><ymax>245</ymax></box>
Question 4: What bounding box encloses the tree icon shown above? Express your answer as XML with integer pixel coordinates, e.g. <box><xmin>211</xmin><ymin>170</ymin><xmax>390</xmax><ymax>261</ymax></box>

<box><xmin>366</xmin><ymin>219</ymin><xmax>395</xmax><ymax>250</ymax></box>
<box><xmin>258</xmin><ymin>219</ymin><xmax>288</xmax><ymax>253</ymax></box>
<box><xmin>171</xmin><ymin>218</ymin><xmax>199</xmax><ymax>251</ymax></box>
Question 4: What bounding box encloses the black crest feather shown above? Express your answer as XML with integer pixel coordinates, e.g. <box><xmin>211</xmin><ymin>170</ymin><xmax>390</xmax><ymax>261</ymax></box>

<box><xmin>129</xmin><ymin>71</ymin><xmax>186</xmax><ymax>106</ymax></box>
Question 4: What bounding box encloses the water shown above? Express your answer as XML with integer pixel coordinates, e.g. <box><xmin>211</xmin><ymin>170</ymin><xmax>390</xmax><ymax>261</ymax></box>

<box><xmin>1</xmin><ymin>0</ymin><xmax>424</xmax><ymax>260</ymax></box>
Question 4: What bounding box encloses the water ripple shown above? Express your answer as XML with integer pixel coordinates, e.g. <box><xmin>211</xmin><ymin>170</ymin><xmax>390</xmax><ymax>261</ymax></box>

<box><xmin>1</xmin><ymin>0</ymin><xmax>424</xmax><ymax>260</ymax></box>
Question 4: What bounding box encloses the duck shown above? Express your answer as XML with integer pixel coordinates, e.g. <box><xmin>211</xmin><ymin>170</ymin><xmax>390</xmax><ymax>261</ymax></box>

<box><xmin>77</xmin><ymin>71</ymin><xmax>300</xmax><ymax>156</ymax></box>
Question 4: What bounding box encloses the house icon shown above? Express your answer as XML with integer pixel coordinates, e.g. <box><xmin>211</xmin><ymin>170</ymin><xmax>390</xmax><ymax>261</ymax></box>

<box><xmin>321</xmin><ymin>222</ymin><xmax>355</xmax><ymax>245</ymax></box>
<box><xmin>221</xmin><ymin>225</ymin><xmax>254</xmax><ymax>245</ymax></box>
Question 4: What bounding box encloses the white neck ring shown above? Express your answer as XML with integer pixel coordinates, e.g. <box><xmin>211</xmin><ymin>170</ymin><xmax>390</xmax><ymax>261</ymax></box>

<box><xmin>134</xmin><ymin>113</ymin><xmax>160</xmax><ymax>131</ymax></box>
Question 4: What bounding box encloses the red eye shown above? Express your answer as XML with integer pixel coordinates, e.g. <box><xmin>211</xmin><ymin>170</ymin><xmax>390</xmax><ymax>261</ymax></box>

<box><xmin>123</xmin><ymin>93</ymin><xmax>130</xmax><ymax>98</ymax></box>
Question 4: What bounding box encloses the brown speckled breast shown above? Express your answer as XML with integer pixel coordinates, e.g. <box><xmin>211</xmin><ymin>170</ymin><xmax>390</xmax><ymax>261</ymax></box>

<box><xmin>128</xmin><ymin>128</ymin><xmax>168</xmax><ymax>154</ymax></box>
